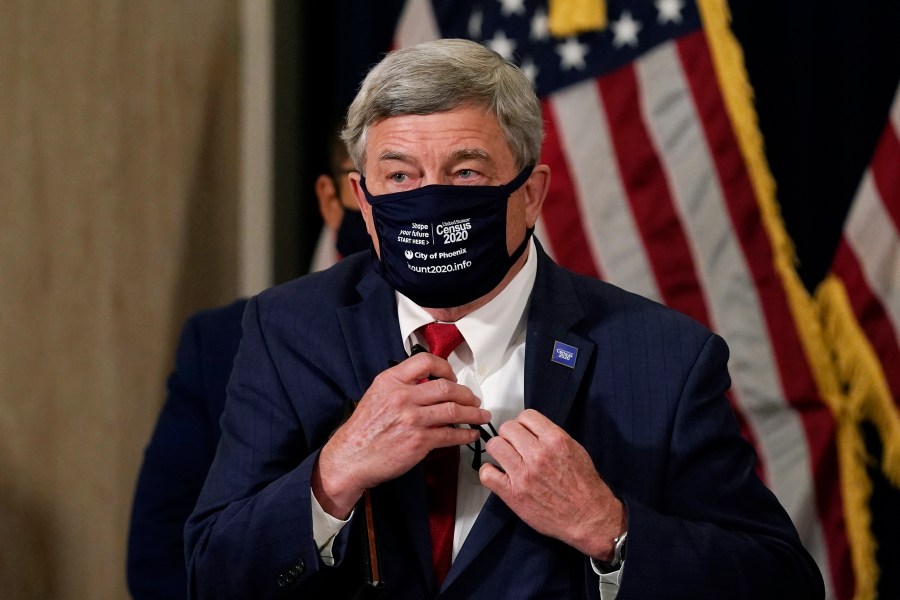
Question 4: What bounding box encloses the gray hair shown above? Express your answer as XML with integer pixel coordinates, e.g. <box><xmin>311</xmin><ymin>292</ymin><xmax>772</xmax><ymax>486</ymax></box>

<box><xmin>342</xmin><ymin>38</ymin><xmax>544</xmax><ymax>173</ymax></box>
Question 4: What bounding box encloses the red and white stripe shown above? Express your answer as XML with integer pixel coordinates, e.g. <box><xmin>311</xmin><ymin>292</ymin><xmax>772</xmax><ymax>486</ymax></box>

<box><xmin>832</xmin><ymin>87</ymin><xmax>900</xmax><ymax>403</ymax></box>
<box><xmin>395</xmin><ymin>0</ymin><xmax>441</xmax><ymax>47</ymax></box>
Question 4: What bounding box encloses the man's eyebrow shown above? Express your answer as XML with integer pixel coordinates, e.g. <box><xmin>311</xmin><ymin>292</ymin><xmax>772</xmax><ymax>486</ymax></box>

<box><xmin>449</xmin><ymin>148</ymin><xmax>491</xmax><ymax>162</ymax></box>
<box><xmin>376</xmin><ymin>149</ymin><xmax>490</xmax><ymax>162</ymax></box>
<box><xmin>376</xmin><ymin>150</ymin><xmax>412</xmax><ymax>162</ymax></box>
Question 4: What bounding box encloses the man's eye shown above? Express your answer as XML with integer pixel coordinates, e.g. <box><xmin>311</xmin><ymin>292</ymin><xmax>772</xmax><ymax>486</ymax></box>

<box><xmin>458</xmin><ymin>169</ymin><xmax>475</xmax><ymax>179</ymax></box>
<box><xmin>390</xmin><ymin>173</ymin><xmax>407</xmax><ymax>183</ymax></box>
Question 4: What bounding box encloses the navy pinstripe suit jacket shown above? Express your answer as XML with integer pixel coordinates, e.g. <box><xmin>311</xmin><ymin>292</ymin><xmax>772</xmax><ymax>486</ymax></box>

<box><xmin>185</xmin><ymin>242</ymin><xmax>823</xmax><ymax>599</ymax></box>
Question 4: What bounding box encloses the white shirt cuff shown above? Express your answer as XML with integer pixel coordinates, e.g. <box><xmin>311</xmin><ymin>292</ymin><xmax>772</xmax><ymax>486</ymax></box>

<box><xmin>591</xmin><ymin>558</ymin><xmax>624</xmax><ymax>600</ymax></box>
<box><xmin>311</xmin><ymin>488</ymin><xmax>353</xmax><ymax>566</ymax></box>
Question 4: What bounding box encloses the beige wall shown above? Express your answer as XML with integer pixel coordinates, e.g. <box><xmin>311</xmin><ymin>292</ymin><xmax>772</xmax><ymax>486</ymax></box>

<box><xmin>0</xmin><ymin>2</ymin><xmax>241</xmax><ymax>597</ymax></box>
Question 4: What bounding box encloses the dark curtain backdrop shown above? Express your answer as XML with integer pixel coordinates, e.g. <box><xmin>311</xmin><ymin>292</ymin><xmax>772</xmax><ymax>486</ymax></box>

<box><xmin>285</xmin><ymin>1</ymin><xmax>900</xmax><ymax>596</ymax></box>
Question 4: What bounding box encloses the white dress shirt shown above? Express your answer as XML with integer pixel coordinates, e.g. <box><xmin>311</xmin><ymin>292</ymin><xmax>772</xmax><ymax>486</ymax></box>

<box><xmin>395</xmin><ymin>238</ymin><xmax>536</xmax><ymax>560</ymax></box>
<box><xmin>311</xmin><ymin>239</ymin><xmax>621</xmax><ymax>596</ymax></box>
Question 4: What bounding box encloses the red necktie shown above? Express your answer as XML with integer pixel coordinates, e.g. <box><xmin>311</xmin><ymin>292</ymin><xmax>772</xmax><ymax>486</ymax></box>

<box><xmin>420</xmin><ymin>322</ymin><xmax>464</xmax><ymax>589</ymax></box>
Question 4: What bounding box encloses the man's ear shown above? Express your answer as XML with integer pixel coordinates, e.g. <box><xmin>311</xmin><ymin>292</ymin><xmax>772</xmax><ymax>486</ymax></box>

<box><xmin>522</xmin><ymin>164</ymin><xmax>551</xmax><ymax>227</ymax></box>
<box><xmin>347</xmin><ymin>172</ymin><xmax>373</xmax><ymax>222</ymax></box>
<box><xmin>315</xmin><ymin>174</ymin><xmax>343</xmax><ymax>232</ymax></box>
<box><xmin>347</xmin><ymin>171</ymin><xmax>381</xmax><ymax>256</ymax></box>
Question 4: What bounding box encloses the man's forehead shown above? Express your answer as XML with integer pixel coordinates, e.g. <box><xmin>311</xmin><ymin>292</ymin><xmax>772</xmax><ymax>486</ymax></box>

<box><xmin>369</xmin><ymin>108</ymin><xmax>500</xmax><ymax>138</ymax></box>
<box><xmin>365</xmin><ymin>108</ymin><xmax>513</xmax><ymax>165</ymax></box>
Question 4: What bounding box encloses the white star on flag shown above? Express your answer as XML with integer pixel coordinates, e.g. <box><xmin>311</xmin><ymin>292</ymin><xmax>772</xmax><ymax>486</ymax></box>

<box><xmin>556</xmin><ymin>36</ymin><xmax>589</xmax><ymax>71</ymax></box>
<box><xmin>611</xmin><ymin>11</ymin><xmax>642</xmax><ymax>48</ymax></box>
<box><xmin>520</xmin><ymin>56</ymin><xmax>539</xmax><ymax>85</ymax></box>
<box><xmin>530</xmin><ymin>8</ymin><xmax>550</xmax><ymax>41</ymax></box>
<box><xmin>468</xmin><ymin>8</ymin><xmax>483</xmax><ymax>38</ymax></box>
<box><xmin>499</xmin><ymin>0</ymin><xmax>526</xmax><ymax>18</ymax></box>
<box><xmin>656</xmin><ymin>0</ymin><xmax>685</xmax><ymax>24</ymax></box>
<box><xmin>487</xmin><ymin>29</ymin><xmax>517</xmax><ymax>60</ymax></box>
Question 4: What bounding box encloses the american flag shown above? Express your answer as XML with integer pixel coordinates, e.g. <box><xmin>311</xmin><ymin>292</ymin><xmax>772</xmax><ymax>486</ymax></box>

<box><xmin>825</xmin><ymin>85</ymin><xmax>900</xmax><ymax>407</ymax></box>
<box><xmin>816</xmin><ymin>84</ymin><xmax>900</xmax><ymax>600</ymax></box>
<box><xmin>392</xmin><ymin>0</ymin><xmax>853</xmax><ymax>598</ymax></box>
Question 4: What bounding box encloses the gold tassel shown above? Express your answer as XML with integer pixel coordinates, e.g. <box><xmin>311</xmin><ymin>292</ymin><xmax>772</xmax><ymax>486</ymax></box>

<box><xmin>816</xmin><ymin>274</ymin><xmax>900</xmax><ymax>599</ymax></box>
<box><xmin>548</xmin><ymin>0</ymin><xmax>607</xmax><ymax>37</ymax></box>
<box><xmin>816</xmin><ymin>276</ymin><xmax>900</xmax><ymax>489</ymax></box>
<box><xmin>696</xmin><ymin>0</ymin><xmax>880</xmax><ymax>598</ymax></box>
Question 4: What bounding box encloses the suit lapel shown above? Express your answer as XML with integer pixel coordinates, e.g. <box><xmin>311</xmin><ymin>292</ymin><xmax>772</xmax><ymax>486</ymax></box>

<box><xmin>382</xmin><ymin>466</ymin><xmax>433</xmax><ymax>590</ymax></box>
<box><xmin>337</xmin><ymin>268</ymin><xmax>406</xmax><ymax>394</ymax></box>
<box><xmin>336</xmin><ymin>269</ymin><xmax>434</xmax><ymax>590</ymax></box>
<box><xmin>522</xmin><ymin>254</ymin><xmax>595</xmax><ymax>428</ymax></box>
<box><xmin>441</xmin><ymin>245</ymin><xmax>596</xmax><ymax>592</ymax></box>
<box><xmin>440</xmin><ymin>493</ymin><xmax>512</xmax><ymax>592</ymax></box>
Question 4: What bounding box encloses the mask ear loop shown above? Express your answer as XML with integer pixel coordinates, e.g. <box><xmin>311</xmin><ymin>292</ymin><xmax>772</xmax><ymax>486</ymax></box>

<box><xmin>498</xmin><ymin>164</ymin><xmax>536</xmax><ymax>195</ymax></box>
<box><xmin>504</xmin><ymin>224</ymin><xmax>535</xmax><ymax>268</ymax></box>
<box><xmin>498</xmin><ymin>165</ymin><xmax>537</xmax><ymax>268</ymax></box>
<box><xmin>467</xmin><ymin>421</ymin><xmax>499</xmax><ymax>470</ymax></box>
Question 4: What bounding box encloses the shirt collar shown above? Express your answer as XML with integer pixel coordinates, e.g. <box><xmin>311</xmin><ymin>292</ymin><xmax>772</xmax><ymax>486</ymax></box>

<box><xmin>397</xmin><ymin>238</ymin><xmax>537</xmax><ymax>377</ymax></box>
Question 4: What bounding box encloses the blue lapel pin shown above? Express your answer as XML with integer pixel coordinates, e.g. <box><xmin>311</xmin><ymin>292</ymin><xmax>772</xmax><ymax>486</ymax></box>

<box><xmin>551</xmin><ymin>340</ymin><xmax>578</xmax><ymax>368</ymax></box>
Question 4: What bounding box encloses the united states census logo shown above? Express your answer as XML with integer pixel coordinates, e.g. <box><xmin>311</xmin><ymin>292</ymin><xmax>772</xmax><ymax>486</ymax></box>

<box><xmin>551</xmin><ymin>340</ymin><xmax>578</xmax><ymax>368</ymax></box>
<box><xmin>405</xmin><ymin>250</ymin><xmax>414</xmax><ymax>260</ymax></box>
<box><xmin>556</xmin><ymin>348</ymin><xmax>574</xmax><ymax>361</ymax></box>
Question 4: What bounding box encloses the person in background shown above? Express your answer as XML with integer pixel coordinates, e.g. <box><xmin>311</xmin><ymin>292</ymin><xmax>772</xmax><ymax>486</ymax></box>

<box><xmin>125</xmin><ymin>132</ymin><xmax>368</xmax><ymax>600</ymax></box>
<box><xmin>310</xmin><ymin>130</ymin><xmax>370</xmax><ymax>271</ymax></box>
<box><xmin>184</xmin><ymin>39</ymin><xmax>824</xmax><ymax>599</ymax></box>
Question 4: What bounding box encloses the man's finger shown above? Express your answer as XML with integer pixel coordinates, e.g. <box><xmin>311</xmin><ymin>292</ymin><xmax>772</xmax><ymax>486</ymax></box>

<box><xmin>478</xmin><ymin>462</ymin><xmax>507</xmax><ymax>491</ymax></box>
<box><xmin>516</xmin><ymin>408</ymin><xmax>555</xmax><ymax>434</ymax></box>
<box><xmin>421</xmin><ymin>403</ymin><xmax>492</xmax><ymax>428</ymax></box>
<box><xmin>387</xmin><ymin>351</ymin><xmax>458</xmax><ymax>384</ymax></box>
<box><xmin>430</xmin><ymin>425</ymin><xmax>481</xmax><ymax>449</ymax></box>
<box><xmin>414</xmin><ymin>377</ymin><xmax>482</xmax><ymax>407</ymax></box>
<box><xmin>484</xmin><ymin>435</ymin><xmax>523</xmax><ymax>472</ymax></box>
<box><xmin>496</xmin><ymin>417</ymin><xmax>541</xmax><ymax>455</ymax></box>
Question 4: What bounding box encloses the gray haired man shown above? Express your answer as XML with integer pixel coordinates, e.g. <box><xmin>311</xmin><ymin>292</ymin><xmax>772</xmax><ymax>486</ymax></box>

<box><xmin>185</xmin><ymin>38</ymin><xmax>824</xmax><ymax>600</ymax></box>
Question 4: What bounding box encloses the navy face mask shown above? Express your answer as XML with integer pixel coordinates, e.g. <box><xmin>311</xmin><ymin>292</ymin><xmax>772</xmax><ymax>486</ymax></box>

<box><xmin>360</xmin><ymin>166</ymin><xmax>534</xmax><ymax>308</ymax></box>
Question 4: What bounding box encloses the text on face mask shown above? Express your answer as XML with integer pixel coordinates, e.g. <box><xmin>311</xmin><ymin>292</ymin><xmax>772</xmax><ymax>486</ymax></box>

<box><xmin>406</xmin><ymin>260</ymin><xmax>472</xmax><ymax>274</ymax></box>
<box><xmin>407</xmin><ymin>248</ymin><xmax>468</xmax><ymax>260</ymax></box>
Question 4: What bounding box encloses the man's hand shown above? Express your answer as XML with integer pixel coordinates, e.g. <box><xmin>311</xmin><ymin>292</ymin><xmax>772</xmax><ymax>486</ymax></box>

<box><xmin>312</xmin><ymin>352</ymin><xmax>490</xmax><ymax>519</ymax></box>
<box><xmin>479</xmin><ymin>409</ymin><xmax>626</xmax><ymax>561</ymax></box>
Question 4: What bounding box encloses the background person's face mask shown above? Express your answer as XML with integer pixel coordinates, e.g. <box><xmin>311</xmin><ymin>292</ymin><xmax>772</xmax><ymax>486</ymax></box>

<box><xmin>360</xmin><ymin>166</ymin><xmax>534</xmax><ymax>308</ymax></box>
<box><xmin>335</xmin><ymin>209</ymin><xmax>370</xmax><ymax>257</ymax></box>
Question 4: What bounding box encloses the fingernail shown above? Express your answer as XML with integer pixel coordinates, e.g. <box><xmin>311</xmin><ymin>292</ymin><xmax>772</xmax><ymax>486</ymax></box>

<box><xmin>481</xmin><ymin>409</ymin><xmax>492</xmax><ymax>421</ymax></box>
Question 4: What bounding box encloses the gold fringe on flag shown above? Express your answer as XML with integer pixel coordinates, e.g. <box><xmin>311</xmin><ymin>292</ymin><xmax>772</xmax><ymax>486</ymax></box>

<box><xmin>814</xmin><ymin>276</ymin><xmax>898</xmax><ymax>600</ymax></box>
<box><xmin>547</xmin><ymin>0</ymin><xmax>607</xmax><ymax>37</ymax></box>
<box><xmin>697</xmin><ymin>0</ymin><xmax>879</xmax><ymax>597</ymax></box>
<box><xmin>817</xmin><ymin>277</ymin><xmax>900</xmax><ymax>487</ymax></box>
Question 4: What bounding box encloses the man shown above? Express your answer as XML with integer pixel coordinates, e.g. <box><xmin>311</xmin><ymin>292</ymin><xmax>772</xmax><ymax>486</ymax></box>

<box><xmin>185</xmin><ymin>39</ymin><xmax>824</xmax><ymax>599</ymax></box>
<box><xmin>126</xmin><ymin>133</ymin><xmax>367</xmax><ymax>599</ymax></box>
<box><xmin>310</xmin><ymin>130</ymin><xmax>370</xmax><ymax>270</ymax></box>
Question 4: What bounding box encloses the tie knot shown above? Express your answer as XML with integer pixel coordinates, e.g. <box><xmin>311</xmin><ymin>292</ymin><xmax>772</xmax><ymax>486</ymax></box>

<box><xmin>421</xmin><ymin>322</ymin><xmax>464</xmax><ymax>359</ymax></box>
